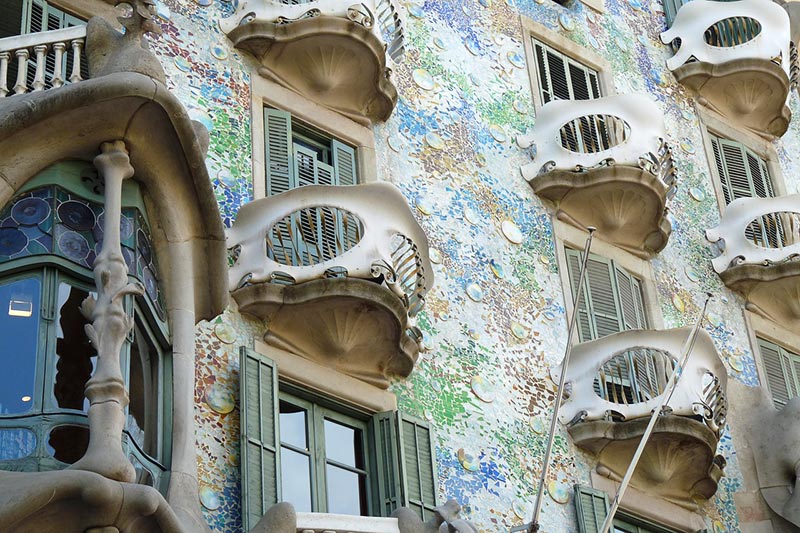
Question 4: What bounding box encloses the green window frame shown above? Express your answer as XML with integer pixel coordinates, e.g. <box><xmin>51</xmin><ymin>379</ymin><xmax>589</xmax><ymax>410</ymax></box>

<box><xmin>0</xmin><ymin>162</ymin><xmax>171</xmax><ymax>493</ymax></box>
<box><xmin>757</xmin><ymin>338</ymin><xmax>800</xmax><ymax>409</ymax></box>
<box><xmin>240</xmin><ymin>347</ymin><xmax>438</xmax><ymax>530</ymax></box>
<box><xmin>575</xmin><ymin>485</ymin><xmax>703</xmax><ymax>533</ymax></box>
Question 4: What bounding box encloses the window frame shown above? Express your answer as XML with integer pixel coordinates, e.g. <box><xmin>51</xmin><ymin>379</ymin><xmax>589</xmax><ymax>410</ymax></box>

<box><xmin>521</xmin><ymin>17</ymin><xmax>614</xmax><ymax>115</ymax></box>
<box><xmin>745</xmin><ymin>311</ymin><xmax>800</xmax><ymax>410</ymax></box>
<box><xmin>251</xmin><ymin>75</ymin><xmax>377</xmax><ymax>200</ymax></box>
<box><xmin>698</xmin><ymin>108</ymin><xmax>787</xmax><ymax>215</ymax></box>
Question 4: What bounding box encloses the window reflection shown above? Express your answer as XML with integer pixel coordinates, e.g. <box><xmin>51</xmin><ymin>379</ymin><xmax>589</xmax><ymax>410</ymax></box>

<box><xmin>279</xmin><ymin>401</ymin><xmax>307</xmax><ymax>449</ymax></box>
<box><xmin>281</xmin><ymin>447</ymin><xmax>312</xmax><ymax>512</ymax></box>
<box><xmin>0</xmin><ymin>277</ymin><xmax>40</xmax><ymax>415</ymax></box>
<box><xmin>53</xmin><ymin>283</ymin><xmax>96</xmax><ymax>412</ymax></box>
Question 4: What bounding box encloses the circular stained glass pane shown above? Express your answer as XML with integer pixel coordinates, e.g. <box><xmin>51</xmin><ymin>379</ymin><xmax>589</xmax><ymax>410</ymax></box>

<box><xmin>0</xmin><ymin>228</ymin><xmax>28</xmax><ymax>256</ymax></box>
<box><xmin>12</xmin><ymin>197</ymin><xmax>50</xmax><ymax>226</ymax></box>
<box><xmin>58</xmin><ymin>201</ymin><xmax>95</xmax><ymax>231</ymax></box>
<box><xmin>143</xmin><ymin>265</ymin><xmax>159</xmax><ymax>302</ymax></box>
<box><xmin>137</xmin><ymin>229</ymin><xmax>153</xmax><ymax>264</ymax></box>
<box><xmin>58</xmin><ymin>231</ymin><xmax>90</xmax><ymax>262</ymax></box>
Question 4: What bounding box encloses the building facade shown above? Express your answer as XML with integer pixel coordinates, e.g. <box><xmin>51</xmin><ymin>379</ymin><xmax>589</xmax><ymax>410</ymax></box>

<box><xmin>1</xmin><ymin>0</ymin><xmax>800</xmax><ymax>531</ymax></box>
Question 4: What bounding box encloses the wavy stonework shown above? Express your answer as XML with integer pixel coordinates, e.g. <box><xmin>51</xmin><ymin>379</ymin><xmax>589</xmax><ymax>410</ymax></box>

<box><xmin>517</xmin><ymin>94</ymin><xmax>676</xmax><ymax>257</ymax></box>
<box><xmin>554</xmin><ymin>328</ymin><xmax>728</xmax><ymax>506</ymax></box>
<box><xmin>220</xmin><ymin>0</ymin><xmax>405</xmax><ymax>123</ymax></box>
<box><xmin>226</xmin><ymin>183</ymin><xmax>433</xmax><ymax>388</ymax></box>
<box><xmin>706</xmin><ymin>194</ymin><xmax>800</xmax><ymax>327</ymax></box>
<box><xmin>661</xmin><ymin>0</ymin><xmax>792</xmax><ymax>138</ymax></box>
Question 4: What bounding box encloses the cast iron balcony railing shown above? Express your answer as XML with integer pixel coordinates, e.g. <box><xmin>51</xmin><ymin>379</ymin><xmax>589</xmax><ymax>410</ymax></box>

<box><xmin>706</xmin><ymin>194</ymin><xmax>800</xmax><ymax>327</ymax></box>
<box><xmin>226</xmin><ymin>183</ymin><xmax>433</xmax><ymax>388</ymax></box>
<box><xmin>220</xmin><ymin>0</ymin><xmax>405</xmax><ymax>123</ymax></box>
<box><xmin>0</xmin><ymin>25</ymin><xmax>86</xmax><ymax>97</ymax></box>
<box><xmin>661</xmin><ymin>0</ymin><xmax>794</xmax><ymax>137</ymax></box>
<box><xmin>556</xmin><ymin>328</ymin><xmax>728</xmax><ymax>505</ymax></box>
<box><xmin>518</xmin><ymin>94</ymin><xmax>677</xmax><ymax>258</ymax></box>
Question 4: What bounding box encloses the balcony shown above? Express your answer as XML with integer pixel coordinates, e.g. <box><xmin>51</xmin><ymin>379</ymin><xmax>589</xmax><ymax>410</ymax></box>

<box><xmin>556</xmin><ymin>328</ymin><xmax>728</xmax><ymax>506</ymax></box>
<box><xmin>706</xmin><ymin>194</ymin><xmax>800</xmax><ymax>328</ymax></box>
<box><xmin>294</xmin><ymin>513</ymin><xmax>400</xmax><ymax>532</ymax></box>
<box><xmin>227</xmin><ymin>183</ymin><xmax>433</xmax><ymax>388</ymax></box>
<box><xmin>219</xmin><ymin>0</ymin><xmax>405</xmax><ymax>124</ymax></box>
<box><xmin>518</xmin><ymin>94</ymin><xmax>676</xmax><ymax>258</ymax></box>
<box><xmin>0</xmin><ymin>26</ymin><xmax>86</xmax><ymax>97</ymax></box>
<box><xmin>660</xmin><ymin>0</ymin><xmax>794</xmax><ymax>138</ymax></box>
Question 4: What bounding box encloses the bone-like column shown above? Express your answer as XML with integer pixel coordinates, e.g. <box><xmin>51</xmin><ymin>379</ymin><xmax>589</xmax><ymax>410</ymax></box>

<box><xmin>69</xmin><ymin>141</ymin><xmax>144</xmax><ymax>482</ymax></box>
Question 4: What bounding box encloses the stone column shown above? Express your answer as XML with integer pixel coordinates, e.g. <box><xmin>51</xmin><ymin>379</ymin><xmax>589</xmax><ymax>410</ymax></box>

<box><xmin>70</xmin><ymin>140</ymin><xmax>144</xmax><ymax>482</ymax></box>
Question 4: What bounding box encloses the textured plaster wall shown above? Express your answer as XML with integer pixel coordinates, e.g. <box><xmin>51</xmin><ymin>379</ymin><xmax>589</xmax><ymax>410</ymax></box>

<box><xmin>139</xmin><ymin>0</ymin><xmax>800</xmax><ymax>531</ymax></box>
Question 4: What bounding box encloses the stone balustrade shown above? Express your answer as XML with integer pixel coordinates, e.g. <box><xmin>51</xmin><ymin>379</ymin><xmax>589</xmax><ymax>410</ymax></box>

<box><xmin>295</xmin><ymin>512</ymin><xmax>400</xmax><ymax>533</ymax></box>
<box><xmin>0</xmin><ymin>25</ymin><xmax>86</xmax><ymax>98</ymax></box>
<box><xmin>517</xmin><ymin>94</ymin><xmax>676</xmax><ymax>257</ymax></box>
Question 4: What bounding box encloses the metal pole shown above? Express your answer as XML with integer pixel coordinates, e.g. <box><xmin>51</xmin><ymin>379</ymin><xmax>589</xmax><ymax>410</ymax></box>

<box><xmin>512</xmin><ymin>227</ymin><xmax>596</xmax><ymax>533</ymax></box>
<box><xmin>599</xmin><ymin>292</ymin><xmax>713</xmax><ymax>533</ymax></box>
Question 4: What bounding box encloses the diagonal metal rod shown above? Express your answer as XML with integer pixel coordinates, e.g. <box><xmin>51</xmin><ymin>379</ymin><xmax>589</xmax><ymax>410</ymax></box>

<box><xmin>512</xmin><ymin>227</ymin><xmax>596</xmax><ymax>533</ymax></box>
<box><xmin>599</xmin><ymin>292</ymin><xmax>713</xmax><ymax>533</ymax></box>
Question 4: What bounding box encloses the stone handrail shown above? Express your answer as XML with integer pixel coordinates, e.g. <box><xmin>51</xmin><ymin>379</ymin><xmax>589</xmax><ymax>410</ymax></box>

<box><xmin>660</xmin><ymin>0</ymin><xmax>790</xmax><ymax>75</ymax></box>
<box><xmin>295</xmin><ymin>513</ymin><xmax>400</xmax><ymax>533</ymax></box>
<box><xmin>554</xmin><ymin>328</ymin><xmax>728</xmax><ymax>436</ymax></box>
<box><xmin>226</xmin><ymin>183</ymin><xmax>433</xmax><ymax>318</ymax></box>
<box><xmin>219</xmin><ymin>0</ymin><xmax>405</xmax><ymax>62</ymax></box>
<box><xmin>517</xmin><ymin>94</ymin><xmax>676</xmax><ymax>191</ymax></box>
<box><xmin>0</xmin><ymin>25</ymin><xmax>86</xmax><ymax>97</ymax></box>
<box><xmin>706</xmin><ymin>194</ymin><xmax>800</xmax><ymax>273</ymax></box>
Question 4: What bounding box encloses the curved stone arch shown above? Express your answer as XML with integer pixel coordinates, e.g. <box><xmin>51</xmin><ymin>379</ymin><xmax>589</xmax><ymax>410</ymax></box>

<box><xmin>0</xmin><ymin>71</ymin><xmax>228</xmax><ymax>531</ymax></box>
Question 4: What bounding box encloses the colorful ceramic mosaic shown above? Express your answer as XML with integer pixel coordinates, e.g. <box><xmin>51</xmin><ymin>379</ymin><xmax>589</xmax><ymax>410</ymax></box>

<box><xmin>139</xmin><ymin>0</ymin><xmax>800</xmax><ymax>531</ymax></box>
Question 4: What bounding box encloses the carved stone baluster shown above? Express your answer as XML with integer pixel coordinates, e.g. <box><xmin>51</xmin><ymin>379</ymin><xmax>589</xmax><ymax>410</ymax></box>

<box><xmin>69</xmin><ymin>141</ymin><xmax>143</xmax><ymax>483</ymax></box>
<box><xmin>32</xmin><ymin>44</ymin><xmax>47</xmax><ymax>92</ymax></box>
<box><xmin>69</xmin><ymin>38</ymin><xmax>83</xmax><ymax>83</ymax></box>
<box><xmin>0</xmin><ymin>52</ymin><xmax>9</xmax><ymax>97</ymax></box>
<box><xmin>52</xmin><ymin>42</ymin><xmax>66</xmax><ymax>88</ymax></box>
<box><xmin>13</xmin><ymin>49</ymin><xmax>29</xmax><ymax>95</ymax></box>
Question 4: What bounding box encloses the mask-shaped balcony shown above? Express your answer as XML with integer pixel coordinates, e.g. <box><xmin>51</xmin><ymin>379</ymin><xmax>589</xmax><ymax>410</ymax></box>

<box><xmin>219</xmin><ymin>0</ymin><xmax>404</xmax><ymax>124</ymax></box>
<box><xmin>227</xmin><ymin>183</ymin><xmax>432</xmax><ymax>388</ymax></box>
<box><xmin>518</xmin><ymin>94</ymin><xmax>676</xmax><ymax>258</ymax></box>
<box><xmin>661</xmin><ymin>0</ymin><xmax>794</xmax><ymax>138</ymax></box>
<box><xmin>706</xmin><ymin>194</ymin><xmax>800</xmax><ymax>328</ymax></box>
<box><xmin>555</xmin><ymin>328</ymin><xmax>728</xmax><ymax>506</ymax></box>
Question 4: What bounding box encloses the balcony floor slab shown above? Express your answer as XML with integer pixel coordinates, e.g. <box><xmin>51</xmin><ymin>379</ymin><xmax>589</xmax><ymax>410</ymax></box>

<box><xmin>720</xmin><ymin>261</ymin><xmax>800</xmax><ymax>329</ymax></box>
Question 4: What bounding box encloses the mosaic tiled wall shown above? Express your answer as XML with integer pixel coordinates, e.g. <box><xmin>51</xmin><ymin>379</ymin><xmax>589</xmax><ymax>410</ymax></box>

<box><xmin>144</xmin><ymin>0</ymin><xmax>800</xmax><ymax>531</ymax></box>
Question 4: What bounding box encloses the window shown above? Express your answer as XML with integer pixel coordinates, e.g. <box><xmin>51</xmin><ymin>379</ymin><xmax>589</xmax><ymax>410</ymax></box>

<box><xmin>708</xmin><ymin>133</ymin><xmax>786</xmax><ymax>247</ymax></box>
<box><xmin>565</xmin><ymin>249</ymin><xmax>663</xmax><ymax>405</ymax></box>
<box><xmin>240</xmin><ymin>347</ymin><xmax>437</xmax><ymax>529</ymax></box>
<box><xmin>575</xmin><ymin>486</ymin><xmax>691</xmax><ymax>533</ymax></box>
<box><xmin>0</xmin><ymin>161</ymin><xmax>169</xmax><ymax>491</ymax></box>
<box><xmin>532</xmin><ymin>40</ymin><xmax>602</xmax><ymax>105</ymax></box>
<box><xmin>757</xmin><ymin>338</ymin><xmax>800</xmax><ymax>409</ymax></box>
<box><xmin>263</xmin><ymin>108</ymin><xmax>357</xmax><ymax>197</ymax></box>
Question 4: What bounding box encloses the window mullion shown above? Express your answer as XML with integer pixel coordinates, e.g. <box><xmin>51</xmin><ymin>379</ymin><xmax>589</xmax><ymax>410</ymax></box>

<box><xmin>311</xmin><ymin>403</ymin><xmax>326</xmax><ymax>513</ymax></box>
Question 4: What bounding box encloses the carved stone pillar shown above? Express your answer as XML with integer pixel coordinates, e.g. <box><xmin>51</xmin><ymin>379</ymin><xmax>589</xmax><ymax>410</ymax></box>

<box><xmin>70</xmin><ymin>141</ymin><xmax>144</xmax><ymax>482</ymax></box>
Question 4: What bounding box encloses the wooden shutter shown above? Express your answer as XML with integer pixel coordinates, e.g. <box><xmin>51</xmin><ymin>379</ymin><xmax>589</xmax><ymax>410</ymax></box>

<box><xmin>566</xmin><ymin>248</ymin><xmax>595</xmax><ymax>343</ymax></box>
<box><xmin>264</xmin><ymin>108</ymin><xmax>295</xmax><ymax>197</ymax></box>
<box><xmin>373</xmin><ymin>411</ymin><xmax>402</xmax><ymax>517</ymax></box>
<box><xmin>575</xmin><ymin>485</ymin><xmax>610</xmax><ymax>533</ymax></box>
<box><xmin>0</xmin><ymin>0</ymin><xmax>24</xmax><ymax>38</ymax></box>
<box><xmin>758</xmin><ymin>338</ymin><xmax>798</xmax><ymax>409</ymax></box>
<box><xmin>332</xmin><ymin>140</ymin><xmax>357</xmax><ymax>186</ymax></box>
<box><xmin>240</xmin><ymin>347</ymin><xmax>281</xmax><ymax>530</ymax></box>
<box><xmin>662</xmin><ymin>0</ymin><xmax>686</xmax><ymax>28</ymax></box>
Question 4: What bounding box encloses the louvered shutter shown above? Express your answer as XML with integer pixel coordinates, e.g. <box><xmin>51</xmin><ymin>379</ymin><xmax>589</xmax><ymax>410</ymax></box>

<box><xmin>0</xmin><ymin>0</ymin><xmax>24</xmax><ymax>38</ymax></box>
<box><xmin>758</xmin><ymin>339</ymin><xmax>796</xmax><ymax>408</ymax></box>
<box><xmin>264</xmin><ymin>109</ymin><xmax>296</xmax><ymax>264</ymax></box>
<box><xmin>396</xmin><ymin>414</ymin><xmax>437</xmax><ymax>521</ymax></box>
<box><xmin>240</xmin><ymin>347</ymin><xmax>281</xmax><ymax>530</ymax></box>
<box><xmin>373</xmin><ymin>411</ymin><xmax>402</xmax><ymax>517</ymax></box>
<box><xmin>566</xmin><ymin>248</ymin><xmax>595</xmax><ymax>343</ymax></box>
<box><xmin>662</xmin><ymin>0</ymin><xmax>687</xmax><ymax>28</ymax></box>
<box><xmin>585</xmin><ymin>256</ymin><xmax>624</xmax><ymax>338</ymax></box>
<box><xmin>331</xmin><ymin>140</ymin><xmax>359</xmax><ymax>252</ymax></box>
<box><xmin>575</xmin><ymin>485</ymin><xmax>610</xmax><ymax>533</ymax></box>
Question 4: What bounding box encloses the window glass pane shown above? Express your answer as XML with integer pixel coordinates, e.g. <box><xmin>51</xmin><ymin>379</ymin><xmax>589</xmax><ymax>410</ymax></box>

<box><xmin>324</xmin><ymin>418</ymin><xmax>363</xmax><ymax>468</ymax></box>
<box><xmin>0</xmin><ymin>428</ymin><xmax>37</xmax><ymax>460</ymax></box>
<box><xmin>281</xmin><ymin>447</ymin><xmax>312</xmax><ymax>512</ymax></box>
<box><xmin>0</xmin><ymin>277</ymin><xmax>40</xmax><ymax>415</ymax></box>
<box><xmin>326</xmin><ymin>464</ymin><xmax>367</xmax><ymax>515</ymax></box>
<box><xmin>47</xmin><ymin>424</ymin><xmax>89</xmax><ymax>464</ymax></box>
<box><xmin>53</xmin><ymin>282</ymin><xmax>96</xmax><ymax>412</ymax></box>
<box><xmin>127</xmin><ymin>323</ymin><xmax>157</xmax><ymax>456</ymax></box>
<box><xmin>279</xmin><ymin>400</ymin><xmax>307</xmax><ymax>449</ymax></box>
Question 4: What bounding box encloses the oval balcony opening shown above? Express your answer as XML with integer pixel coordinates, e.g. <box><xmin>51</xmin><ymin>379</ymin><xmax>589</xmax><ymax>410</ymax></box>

<box><xmin>703</xmin><ymin>17</ymin><xmax>761</xmax><ymax>48</ymax></box>
<box><xmin>745</xmin><ymin>211</ymin><xmax>800</xmax><ymax>249</ymax></box>
<box><xmin>593</xmin><ymin>348</ymin><xmax>676</xmax><ymax>405</ymax></box>
<box><xmin>557</xmin><ymin>114</ymin><xmax>630</xmax><ymax>154</ymax></box>
<box><xmin>267</xmin><ymin>206</ymin><xmax>365</xmax><ymax>267</ymax></box>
